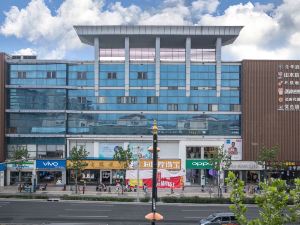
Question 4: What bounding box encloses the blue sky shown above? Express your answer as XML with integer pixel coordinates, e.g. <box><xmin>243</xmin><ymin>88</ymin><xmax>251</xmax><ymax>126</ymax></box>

<box><xmin>1</xmin><ymin>0</ymin><xmax>299</xmax><ymax>61</ymax></box>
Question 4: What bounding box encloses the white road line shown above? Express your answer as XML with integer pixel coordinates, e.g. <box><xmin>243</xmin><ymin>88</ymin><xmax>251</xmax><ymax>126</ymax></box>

<box><xmin>70</xmin><ymin>204</ymin><xmax>114</xmax><ymax>207</ymax></box>
<box><xmin>182</xmin><ymin>209</ymin><xmax>213</xmax><ymax>212</ymax></box>
<box><xmin>64</xmin><ymin>209</ymin><xmax>111</xmax><ymax>212</ymax></box>
<box><xmin>184</xmin><ymin>216</ymin><xmax>203</xmax><ymax>219</ymax></box>
<box><xmin>58</xmin><ymin>215</ymin><xmax>108</xmax><ymax>218</ymax></box>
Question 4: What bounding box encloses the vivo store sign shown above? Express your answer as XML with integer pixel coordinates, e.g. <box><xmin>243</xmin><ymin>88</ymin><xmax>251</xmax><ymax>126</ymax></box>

<box><xmin>186</xmin><ymin>160</ymin><xmax>213</xmax><ymax>169</ymax></box>
<box><xmin>36</xmin><ymin>160</ymin><xmax>66</xmax><ymax>169</ymax></box>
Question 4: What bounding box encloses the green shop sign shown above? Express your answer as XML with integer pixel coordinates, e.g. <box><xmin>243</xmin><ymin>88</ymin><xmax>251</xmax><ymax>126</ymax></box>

<box><xmin>186</xmin><ymin>160</ymin><xmax>213</xmax><ymax>169</ymax></box>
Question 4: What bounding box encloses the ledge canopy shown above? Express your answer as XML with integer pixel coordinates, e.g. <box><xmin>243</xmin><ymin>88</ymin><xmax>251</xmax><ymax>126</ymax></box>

<box><xmin>74</xmin><ymin>25</ymin><xmax>243</xmax><ymax>48</ymax></box>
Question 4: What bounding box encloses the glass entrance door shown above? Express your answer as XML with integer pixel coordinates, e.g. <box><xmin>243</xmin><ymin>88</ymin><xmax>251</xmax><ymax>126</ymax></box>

<box><xmin>101</xmin><ymin>170</ymin><xmax>111</xmax><ymax>184</ymax></box>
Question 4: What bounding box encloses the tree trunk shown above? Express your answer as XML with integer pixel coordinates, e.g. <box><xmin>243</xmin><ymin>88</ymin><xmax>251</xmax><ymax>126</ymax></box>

<box><xmin>75</xmin><ymin>170</ymin><xmax>78</xmax><ymax>194</ymax></box>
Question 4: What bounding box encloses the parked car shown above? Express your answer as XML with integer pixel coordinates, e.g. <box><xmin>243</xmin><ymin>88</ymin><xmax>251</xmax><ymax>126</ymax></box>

<box><xmin>199</xmin><ymin>212</ymin><xmax>238</xmax><ymax>225</ymax></box>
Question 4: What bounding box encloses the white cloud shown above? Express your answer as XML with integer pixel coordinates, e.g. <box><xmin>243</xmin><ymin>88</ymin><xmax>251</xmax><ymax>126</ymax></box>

<box><xmin>192</xmin><ymin>0</ymin><xmax>220</xmax><ymax>15</ymax></box>
<box><xmin>13</xmin><ymin>48</ymin><xmax>37</xmax><ymax>55</ymax></box>
<box><xmin>1</xmin><ymin>0</ymin><xmax>300</xmax><ymax>60</ymax></box>
<box><xmin>198</xmin><ymin>1</ymin><xmax>300</xmax><ymax>60</ymax></box>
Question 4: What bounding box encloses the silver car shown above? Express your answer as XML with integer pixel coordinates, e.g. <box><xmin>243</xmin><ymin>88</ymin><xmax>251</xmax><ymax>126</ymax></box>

<box><xmin>199</xmin><ymin>212</ymin><xmax>238</xmax><ymax>225</ymax></box>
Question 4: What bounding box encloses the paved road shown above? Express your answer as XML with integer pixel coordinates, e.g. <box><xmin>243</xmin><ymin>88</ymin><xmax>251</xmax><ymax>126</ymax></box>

<box><xmin>0</xmin><ymin>199</ymin><xmax>258</xmax><ymax>225</ymax></box>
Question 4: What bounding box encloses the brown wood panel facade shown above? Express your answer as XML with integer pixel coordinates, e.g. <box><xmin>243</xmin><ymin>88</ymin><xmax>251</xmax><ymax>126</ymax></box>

<box><xmin>0</xmin><ymin>53</ymin><xmax>7</xmax><ymax>162</ymax></box>
<box><xmin>242</xmin><ymin>60</ymin><xmax>300</xmax><ymax>161</ymax></box>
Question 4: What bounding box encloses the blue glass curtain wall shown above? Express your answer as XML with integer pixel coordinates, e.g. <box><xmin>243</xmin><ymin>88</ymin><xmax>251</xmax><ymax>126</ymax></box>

<box><xmin>67</xmin><ymin>113</ymin><xmax>240</xmax><ymax>135</ymax></box>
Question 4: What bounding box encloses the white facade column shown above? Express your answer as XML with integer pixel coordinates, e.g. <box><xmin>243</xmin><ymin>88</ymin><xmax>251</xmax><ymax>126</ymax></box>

<box><xmin>216</xmin><ymin>37</ymin><xmax>222</xmax><ymax>97</ymax></box>
<box><xmin>125</xmin><ymin>37</ymin><xmax>130</xmax><ymax>96</ymax></box>
<box><xmin>94</xmin><ymin>37</ymin><xmax>100</xmax><ymax>97</ymax></box>
<box><xmin>185</xmin><ymin>37</ymin><xmax>191</xmax><ymax>97</ymax></box>
<box><xmin>155</xmin><ymin>37</ymin><xmax>160</xmax><ymax>97</ymax></box>
<box><xmin>62</xmin><ymin>170</ymin><xmax>67</xmax><ymax>185</ymax></box>
<box><xmin>200</xmin><ymin>146</ymin><xmax>205</xmax><ymax>186</ymax></box>
<box><xmin>0</xmin><ymin>171</ymin><xmax>4</xmax><ymax>186</ymax></box>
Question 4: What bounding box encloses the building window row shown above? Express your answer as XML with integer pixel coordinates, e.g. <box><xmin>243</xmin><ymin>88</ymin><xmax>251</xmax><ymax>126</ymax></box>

<box><xmin>77</xmin><ymin>72</ymin><xmax>87</xmax><ymax>80</ymax></box>
<box><xmin>117</xmin><ymin>96</ymin><xmax>137</xmax><ymax>104</ymax></box>
<box><xmin>46</xmin><ymin>71</ymin><xmax>57</xmax><ymax>79</ymax></box>
<box><xmin>137</xmin><ymin>72</ymin><xmax>147</xmax><ymax>80</ymax></box>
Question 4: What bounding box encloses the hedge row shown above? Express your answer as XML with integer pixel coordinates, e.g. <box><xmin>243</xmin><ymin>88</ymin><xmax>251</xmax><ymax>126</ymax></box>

<box><xmin>0</xmin><ymin>194</ymin><xmax>256</xmax><ymax>204</ymax></box>
<box><xmin>160</xmin><ymin>196</ymin><xmax>256</xmax><ymax>204</ymax></box>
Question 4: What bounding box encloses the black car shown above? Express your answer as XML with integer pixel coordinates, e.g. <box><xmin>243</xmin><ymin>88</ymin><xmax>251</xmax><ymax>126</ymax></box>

<box><xmin>199</xmin><ymin>212</ymin><xmax>238</xmax><ymax>225</ymax></box>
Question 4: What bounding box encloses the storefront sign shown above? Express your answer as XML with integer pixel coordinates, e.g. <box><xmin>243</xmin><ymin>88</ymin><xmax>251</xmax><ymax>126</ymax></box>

<box><xmin>36</xmin><ymin>160</ymin><xmax>66</xmax><ymax>170</ymax></box>
<box><xmin>7</xmin><ymin>161</ymin><xmax>34</xmax><ymax>169</ymax></box>
<box><xmin>139</xmin><ymin>159</ymin><xmax>181</xmax><ymax>170</ymax></box>
<box><xmin>67</xmin><ymin>160</ymin><xmax>126</xmax><ymax>170</ymax></box>
<box><xmin>228</xmin><ymin>161</ymin><xmax>263</xmax><ymax>171</ymax></box>
<box><xmin>224</xmin><ymin>139</ymin><xmax>242</xmax><ymax>160</ymax></box>
<box><xmin>0</xmin><ymin>163</ymin><xmax>6</xmax><ymax>171</ymax></box>
<box><xmin>186</xmin><ymin>160</ymin><xmax>213</xmax><ymax>169</ymax></box>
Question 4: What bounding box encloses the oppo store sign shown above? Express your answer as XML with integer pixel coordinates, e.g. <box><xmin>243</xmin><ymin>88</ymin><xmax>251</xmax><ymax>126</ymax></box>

<box><xmin>186</xmin><ymin>160</ymin><xmax>213</xmax><ymax>169</ymax></box>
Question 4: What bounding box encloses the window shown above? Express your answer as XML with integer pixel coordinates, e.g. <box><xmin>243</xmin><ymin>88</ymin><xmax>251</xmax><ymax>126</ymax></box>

<box><xmin>188</xmin><ymin>104</ymin><xmax>198</xmax><ymax>111</ymax></box>
<box><xmin>47</xmin><ymin>71</ymin><xmax>56</xmax><ymax>79</ymax></box>
<box><xmin>78</xmin><ymin>97</ymin><xmax>87</xmax><ymax>103</ymax></box>
<box><xmin>147</xmin><ymin>97</ymin><xmax>158</xmax><ymax>104</ymax></box>
<box><xmin>230</xmin><ymin>104</ymin><xmax>241</xmax><ymax>112</ymax></box>
<box><xmin>167</xmin><ymin>104</ymin><xmax>178</xmax><ymax>111</ymax></box>
<box><xmin>221</xmin><ymin>217</ymin><xmax>230</xmax><ymax>222</ymax></box>
<box><xmin>117</xmin><ymin>96</ymin><xmax>137</xmax><ymax>104</ymax></box>
<box><xmin>107</xmin><ymin>72</ymin><xmax>117</xmax><ymax>79</ymax></box>
<box><xmin>97</xmin><ymin>97</ymin><xmax>106</xmax><ymax>104</ymax></box>
<box><xmin>137</xmin><ymin>72</ymin><xmax>147</xmax><ymax>79</ymax></box>
<box><xmin>191</xmin><ymin>86</ymin><xmax>198</xmax><ymax>90</ymax></box>
<box><xmin>17</xmin><ymin>71</ymin><xmax>26</xmax><ymax>79</ymax></box>
<box><xmin>77</xmin><ymin>72</ymin><xmax>87</xmax><ymax>80</ymax></box>
<box><xmin>208</xmin><ymin>104</ymin><xmax>218</xmax><ymax>111</ymax></box>
<box><xmin>168</xmin><ymin>86</ymin><xmax>178</xmax><ymax>90</ymax></box>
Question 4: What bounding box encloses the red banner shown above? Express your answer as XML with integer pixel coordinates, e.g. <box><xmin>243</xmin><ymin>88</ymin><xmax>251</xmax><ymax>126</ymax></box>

<box><xmin>126</xmin><ymin>176</ymin><xmax>183</xmax><ymax>189</ymax></box>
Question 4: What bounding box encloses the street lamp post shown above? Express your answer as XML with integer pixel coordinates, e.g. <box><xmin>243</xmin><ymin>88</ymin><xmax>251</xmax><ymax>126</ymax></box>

<box><xmin>145</xmin><ymin>120</ymin><xmax>163</xmax><ymax>224</ymax></box>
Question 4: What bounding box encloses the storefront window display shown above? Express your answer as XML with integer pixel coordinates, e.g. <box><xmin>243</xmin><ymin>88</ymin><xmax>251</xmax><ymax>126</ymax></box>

<box><xmin>81</xmin><ymin>170</ymin><xmax>100</xmax><ymax>184</ymax></box>
<box><xmin>10</xmin><ymin>171</ymin><xmax>32</xmax><ymax>185</ymax></box>
<box><xmin>37</xmin><ymin>171</ymin><xmax>62</xmax><ymax>184</ymax></box>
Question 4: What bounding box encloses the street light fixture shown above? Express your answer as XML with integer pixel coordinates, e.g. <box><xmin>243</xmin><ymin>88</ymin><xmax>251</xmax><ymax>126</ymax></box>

<box><xmin>145</xmin><ymin>120</ymin><xmax>163</xmax><ymax>224</ymax></box>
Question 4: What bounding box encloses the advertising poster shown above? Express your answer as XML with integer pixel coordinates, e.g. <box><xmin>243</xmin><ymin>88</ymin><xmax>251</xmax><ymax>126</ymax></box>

<box><xmin>99</xmin><ymin>143</ymin><xmax>122</xmax><ymax>159</ymax></box>
<box><xmin>224</xmin><ymin>139</ymin><xmax>242</xmax><ymax>160</ymax></box>
<box><xmin>98</xmin><ymin>142</ymin><xmax>152</xmax><ymax>161</ymax></box>
<box><xmin>126</xmin><ymin>169</ymin><xmax>184</xmax><ymax>189</ymax></box>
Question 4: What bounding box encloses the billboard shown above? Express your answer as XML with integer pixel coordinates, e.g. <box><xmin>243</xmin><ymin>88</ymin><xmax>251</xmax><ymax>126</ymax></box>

<box><xmin>224</xmin><ymin>139</ymin><xmax>242</xmax><ymax>160</ymax></box>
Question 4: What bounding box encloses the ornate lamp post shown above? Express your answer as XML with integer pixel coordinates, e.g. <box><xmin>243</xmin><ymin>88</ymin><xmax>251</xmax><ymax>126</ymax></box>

<box><xmin>145</xmin><ymin>120</ymin><xmax>163</xmax><ymax>224</ymax></box>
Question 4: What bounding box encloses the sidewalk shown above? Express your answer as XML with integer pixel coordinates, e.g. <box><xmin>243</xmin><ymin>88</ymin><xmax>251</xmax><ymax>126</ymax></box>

<box><xmin>0</xmin><ymin>185</ymin><xmax>234</xmax><ymax>198</ymax></box>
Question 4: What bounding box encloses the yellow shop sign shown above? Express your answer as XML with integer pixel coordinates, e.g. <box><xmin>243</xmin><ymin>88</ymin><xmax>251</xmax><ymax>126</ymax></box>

<box><xmin>139</xmin><ymin>159</ymin><xmax>181</xmax><ymax>170</ymax></box>
<box><xmin>67</xmin><ymin>160</ymin><xmax>126</xmax><ymax>170</ymax></box>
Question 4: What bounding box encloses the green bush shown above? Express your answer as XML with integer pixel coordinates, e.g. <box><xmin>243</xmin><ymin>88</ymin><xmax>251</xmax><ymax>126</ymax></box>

<box><xmin>61</xmin><ymin>195</ymin><xmax>135</xmax><ymax>202</ymax></box>
<box><xmin>160</xmin><ymin>196</ymin><xmax>255</xmax><ymax>204</ymax></box>
<box><xmin>139</xmin><ymin>196</ymin><xmax>150</xmax><ymax>202</ymax></box>
<box><xmin>0</xmin><ymin>194</ymin><xmax>48</xmax><ymax>199</ymax></box>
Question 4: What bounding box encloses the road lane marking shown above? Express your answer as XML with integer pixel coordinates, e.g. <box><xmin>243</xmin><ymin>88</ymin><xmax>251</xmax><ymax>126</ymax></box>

<box><xmin>64</xmin><ymin>209</ymin><xmax>111</xmax><ymax>212</ymax></box>
<box><xmin>182</xmin><ymin>209</ymin><xmax>213</xmax><ymax>211</ymax></box>
<box><xmin>70</xmin><ymin>204</ymin><xmax>114</xmax><ymax>207</ymax></box>
<box><xmin>58</xmin><ymin>215</ymin><xmax>108</xmax><ymax>218</ymax></box>
<box><xmin>184</xmin><ymin>216</ymin><xmax>203</xmax><ymax>219</ymax></box>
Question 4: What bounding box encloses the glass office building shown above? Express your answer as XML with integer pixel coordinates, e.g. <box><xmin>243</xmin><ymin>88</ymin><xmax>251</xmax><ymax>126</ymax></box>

<box><xmin>4</xmin><ymin>26</ymin><xmax>243</xmax><ymax>186</ymax></box>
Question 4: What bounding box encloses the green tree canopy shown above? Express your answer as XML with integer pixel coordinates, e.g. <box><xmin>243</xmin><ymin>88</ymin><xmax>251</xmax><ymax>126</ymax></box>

<box><xmin>69</xmin><ymin>146</ymin><xmax>88</xmax><ymax>194</ymax></box>
<box><xmin>113</xmin><ymin>145</ymin><xmax>133</xmax><ymax>169</ymax></box>
<box><xmin>226</xmin><ymin>171</ymin><xmax>300</xmax><ymax>225</ymax></box>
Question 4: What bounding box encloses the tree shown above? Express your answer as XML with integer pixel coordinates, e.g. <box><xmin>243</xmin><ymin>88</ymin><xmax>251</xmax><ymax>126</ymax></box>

<box><xmin>68</xmin><ymin>146</ymin><xmax>88</xmax><ymax>194</ymax></box>
<box><xmin>226</xmin><ymin>171</ymin><xmax>300</xmax><ymax>225</ymax></box>
<box><xmin>113</xmin><ymin>145</ymin><xmax>133</xmax><ymax>194</ymax></box>
<box><xmin>208</xmin><ymin>145</ymin><xmax>232</xmax><ymax>198</ymax></box>
<box><xmin>12</xmin><ymin>146</ymin><xmax>29</xmax><ymax>184</ymax></box>
<box><xmin>257</xmin><ymin>146</ymin><xmax>279</xmax><ymax>182</ymax></box>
